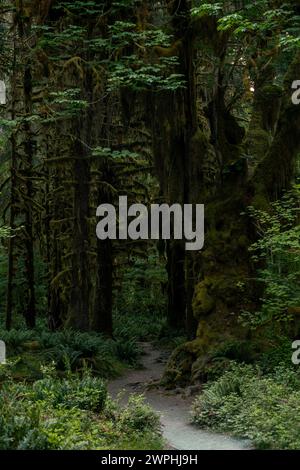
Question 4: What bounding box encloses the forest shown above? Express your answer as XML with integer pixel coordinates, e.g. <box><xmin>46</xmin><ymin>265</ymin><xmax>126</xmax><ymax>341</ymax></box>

<box><xmin>0</xmin><ymin>0</ymin><xmax>299</xmax><ymax>452</ymax></box>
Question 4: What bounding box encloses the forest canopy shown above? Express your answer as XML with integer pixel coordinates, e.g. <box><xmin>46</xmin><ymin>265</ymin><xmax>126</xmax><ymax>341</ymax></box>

<box><xmin>0</xmin><ymin>0</ymin><xmax>299</xmax><ymax>452</ymax></box>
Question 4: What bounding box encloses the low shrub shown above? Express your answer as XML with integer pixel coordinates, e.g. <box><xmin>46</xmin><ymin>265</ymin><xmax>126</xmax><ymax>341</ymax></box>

<box><xmin>212</xmin><ymin>339</ymin><xmax>257</xmax><ymax>363</ymax></box>
<box><xmin>113</xmin><ymin>338</ymin><xmax>142</xmax><ymax>366</ymax></box>
<box><xmin>0</xmin><ymin>329</ymin><xmax>36</xmax><ymax>354</ymax></box>
<box><xmin>258</xmin><ymin>337</ymin><xmax>295</xmax><ymax>373</ymax></box>
<box><xmin>117</xmin><ymin>394</ymin><xmax>161</xmax><ymax>434</ymax></box>
<box><xmin>114</xmin><ymin>312</ymin><xmax>166</xmax><ymax>342</ymax></box>
<box><xmin>33</xmin><ymin>372</ymin><xmax>107</xmax><ymax>412</ymax></box>
<box><xmin>0</xmin><ymin>327</ymin><xmax>120</xmax><ymax>378</ymax></box>
<box><xmin>0</xmin><ymin>365</ymin><xmax>163</xmax><ymax>450</ymax></box>
<box><xmin>191</xmin><ymin>363</ymin><xmax>300</xmax><ymax>449</ymax></box>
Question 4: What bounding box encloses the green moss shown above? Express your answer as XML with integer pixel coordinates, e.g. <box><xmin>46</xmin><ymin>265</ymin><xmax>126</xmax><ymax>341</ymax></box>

<box><xmin>193</xmin><ymin>273</ymin><xmax>245</xmax><ymax>319</ymax></box>
<box><xmin>186</xmin><ymin>338</ymin><xmax>210</xmax><ymax>355</ymax></box>
<box><xmin>162</xmin><ymin>344</ymin><xmax>195</xmax><ymax>386</ymax></box>
<box><xmin>196</xmin><ymin>319</ymin><xmax>215</xmax><ymax>340</ymax></box>
<box><xmin>246</xmin><ymin>128</ymin><xmax>270</xmax><ymax>151</ymax></box>
<box><xmin>251</xmin><ymin>192</ymin><xmax>270</xmax><ymax>211</ymax></box>
<box><xmin>192</xmin><ymin>282</ymin><xmax>215</xmax><ymax>318</ymax></box>
<box><xmin>191</xmin><ymin>128</ymin><xmax>210</xmax><ymax>150</ymax></box>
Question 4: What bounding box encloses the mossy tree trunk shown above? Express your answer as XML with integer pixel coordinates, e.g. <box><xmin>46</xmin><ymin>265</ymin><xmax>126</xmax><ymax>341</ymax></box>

<box><xmin>149</xmin><ymin>0</ymin><xmax>199</xmax><ymax>332</ymax></box>
<box><xmin>23</xmin><ymin>61</ymin><xmax>36</xmax><ymax>328</ymax></box>
<box><xmin>5</xmin><ymin>25</ymin><xmax>18</xmax><ymax>330</ymax></box>
<box><xmin>253</xmin><ymin>50</ymin><xmax>300</xmax><ymax>200</ymax></box>
<box><xmin>163</xmin><ymin>13</ymin><xmax>300</xmax><ymax>385</ymax></box>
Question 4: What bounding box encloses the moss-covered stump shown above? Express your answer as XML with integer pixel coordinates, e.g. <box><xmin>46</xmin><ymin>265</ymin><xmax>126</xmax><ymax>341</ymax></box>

<box><xmin>161</xmin><ymin>344</ymin><xmax>196</xmax><ymax>387</ymax></box>
<box><xmin>162</xmin><ymin>317</ymin><xmax>250</xmax><ymax>386</ymax></box>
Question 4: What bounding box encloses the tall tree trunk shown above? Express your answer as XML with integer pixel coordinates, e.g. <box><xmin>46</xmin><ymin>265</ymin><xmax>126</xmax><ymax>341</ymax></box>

<box><xmin>166</xmin><ymin>240</ymin><xmax>186</xmax><ymax>329</ymax></box>
<box><xmin>68</xmin><ymin>129</ymin><xmax>91</xmax><ymax>330</ymax></box>
<box><xmin>67</xmin><ymin>61</ymin><xmax>93</xmax><ymax>330</ymax></box>
<box><xmin>149</xmin><ymin>0</ymin><xmax>198</xmax><ymax>333</ymax></box>
<box><xmin>6</xmin><ymin>137</ymin><xmax>17</xmax><ymax>330</ymax></box>
<box><xmin>6</xmin><ymin>25</ymin><xmax>18</xmax><ymax>330</ymax></box>
<box><xmin>93</xmin><ymin>236</ymin><xmax>113</xmax><ymax>336</ymax></box>
<box><xmin>23</xmin><ymin>57</ymin><xmax>36</xmax><ymax>328</ymax></box>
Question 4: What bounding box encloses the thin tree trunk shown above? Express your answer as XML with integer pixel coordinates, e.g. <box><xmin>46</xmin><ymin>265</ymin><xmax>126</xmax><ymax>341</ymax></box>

<box><xmin>6</xmin><ymin>135</ymin><xmax>17</xmax><ymax>330</ymax></box>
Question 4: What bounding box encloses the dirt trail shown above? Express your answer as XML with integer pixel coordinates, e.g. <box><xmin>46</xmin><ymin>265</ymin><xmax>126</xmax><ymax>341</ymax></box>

<box><xmin>108</xmin><ymin>343</ymin><xmax>252</xmax><ymax>450</ymax></box>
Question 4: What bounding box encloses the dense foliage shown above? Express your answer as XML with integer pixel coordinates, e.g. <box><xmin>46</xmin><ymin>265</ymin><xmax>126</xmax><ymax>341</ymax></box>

<box><xmin>192</xmin><ymin>362</ymin><xmax>300</xmax><ymax>449</ymax></box>
<box><xmin>241</xmin><ymin>187</ymin><xmax>300</xmax><ymax>328</ymax></box>
<box><xmin>0</xmin><ymin>0</ymin><xmax>299</xmax><ymax>451</ymax></box>
<box><xmin>0</xmin><ymin>364</ymin><xmax>162</xmax><ymax>450</ymax></box>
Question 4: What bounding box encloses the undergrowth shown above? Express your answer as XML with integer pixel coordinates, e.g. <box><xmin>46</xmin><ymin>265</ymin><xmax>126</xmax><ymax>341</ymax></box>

<box><xmin>192</xmin><ymin>362</ymin><xmax>300</xmax><ymax>449</ymax></box>
<box><xmin>0</xmin><ymin>363</ymin><xmax>163</xmax><ymax>450</ymax></box>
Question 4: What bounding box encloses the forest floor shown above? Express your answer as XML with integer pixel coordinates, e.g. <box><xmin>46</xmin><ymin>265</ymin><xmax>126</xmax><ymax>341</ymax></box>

<box><xmin>108</xmin><ymin>343</ymin><xmax>252</xmax><ymax>450</ymax></box>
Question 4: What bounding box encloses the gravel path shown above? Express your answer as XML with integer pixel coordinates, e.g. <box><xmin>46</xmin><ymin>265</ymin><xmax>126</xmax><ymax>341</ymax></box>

<box><xmin>108</xmin><ymin>343</ymin><xmax>252</xmax><ymax>450</ymax></box>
